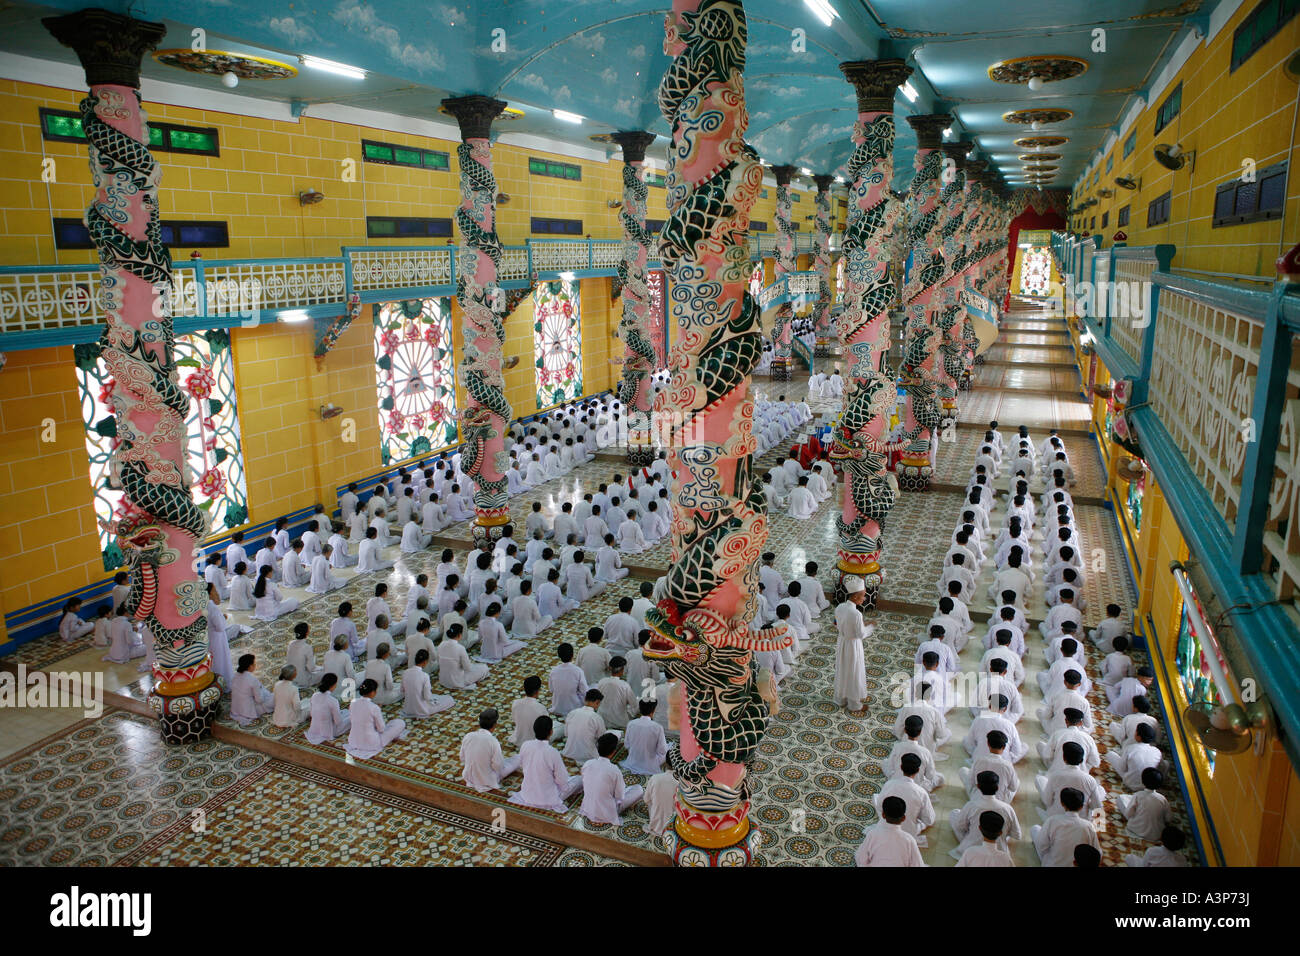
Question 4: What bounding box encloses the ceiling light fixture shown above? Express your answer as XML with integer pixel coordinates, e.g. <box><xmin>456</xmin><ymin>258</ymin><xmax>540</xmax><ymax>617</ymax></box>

<box><xmin>800</xmin><ymin>167</ymin><xmax>812</xmax><ymax>176</ymax></box>
<box><xmin>943</xmin><ymin>127</ymin><xmax>953</xmax><ymax>139</ymax></box>
<box><xmin>901</xmin><ymin>80</ymin><xmax>919</xmax><ymax>103</ymax></box>
<box><xmin>281</xmin><ymin>310</ymin><xmax>310</xmax><ymax>323</ymax></box>
<box><xmin>1027</xmin><ymin>76</ymin><xmax>1044</xmax><ymax>92</ymax></box>
<box><xmin>803</xmin><ymin>0</ymin><xmax>839</xmax><ymax>27</ymax></box>
<box><xmin>559</xmin><ymin>271</ymin><xmax>576</xmax><ymax>282</ymax></box>
<box><xmin>553</xmin><ymin>109</ymin><xmax>584</xmax><ymax>124</ymax></box>
<box><xmin>300</xmin><ymin>55</ymin><xmax>367</xmax><ymax>79</ymax></box>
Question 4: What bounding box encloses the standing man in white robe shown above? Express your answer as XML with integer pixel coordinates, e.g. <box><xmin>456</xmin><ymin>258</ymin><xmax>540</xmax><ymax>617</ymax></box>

<box><xmin>833</xmin><ymin>576</ymin><xmax>871</xmax><ymax>712</ymax></box>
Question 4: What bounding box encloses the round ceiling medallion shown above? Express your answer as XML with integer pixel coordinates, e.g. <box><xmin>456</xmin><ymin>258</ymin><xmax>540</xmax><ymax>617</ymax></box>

<box><xmin>153</xmin><ymin>49</ymin><xmax>297</xmax><ymax>79</ymax></box>
<box><xmin>989</xmin><ymin>55</ymin><xmax>1089</xmax><ymax>85</ymax></box>
<box><xmin>1024</xmin><ymin>164</ymin><xmax>1059</xmax><ymax>171</ymax></box>
<box><xmin>1003</xmin><ymin>108</ymin><xmax>1073</xmax><ymax>125</ymax></box>
<box><xmin>1019</xmin><ymin>152</ymin><xmax>1061</xmax><ymax>162</ymax></box>
<box><xmin>1015</xmin><ymin>135</ymin><xmax>1069</xmax><ymax>148</ymax></box>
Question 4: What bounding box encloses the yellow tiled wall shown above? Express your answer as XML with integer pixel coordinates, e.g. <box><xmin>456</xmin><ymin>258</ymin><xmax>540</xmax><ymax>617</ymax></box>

<box><xmin>1069</xmin><ymin>5</ymin><xmax>1300</xmax><ymax>276</ymax></box>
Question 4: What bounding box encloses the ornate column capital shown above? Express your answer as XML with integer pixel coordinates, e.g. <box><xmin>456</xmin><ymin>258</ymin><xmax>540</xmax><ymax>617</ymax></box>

<box><xmin>610</xmin><ymin>130</ymin><xmax>657</xmax><ymax>164</ymax></box>
<box><xmin>906</xmin><ymin>113</ymin><xmax>951</xmax><ymax>151</ymax></box>
<box><xmin>441</xmin><ymin>94</ymin><xmax>508</xmax><ymax>141</ymax></box>
<box><xmin>771</xmin><ymin>164</ymin><xmax>798</xmax><ymax>187</ymax></box>
<box><xmin>812</xmin><ymin>173</ymin><xmax>836</xmax><ymax>193</ymax></box>
<box><xmin>840</xmin><ymin>59</ymin><xmax>913</xmax><ymax>113</ymax></box>
<box><xmin>43</xmin><ymin>8</ymin><xmax>165</xmax><ymax>88</ymax></box>
<box><xmin>940</xmin><ymin>140</ymin><xmax>973</xmax><ymax>168</ymax></box>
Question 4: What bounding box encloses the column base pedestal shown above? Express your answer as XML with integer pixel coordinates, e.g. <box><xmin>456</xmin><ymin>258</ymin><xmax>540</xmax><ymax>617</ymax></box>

<box><xmin>834</xmin><ymin>558</ymin><xmax>883</xmax><ymax>608</ymax></box>
<box><xmin>149</xmin><ymin>675</ymin><xmax>222</xmax><ymax>745</ymax></box>
<box><xmin>472</xmin><ymin>512</ymin><xmax>511</xmax><ymax>548</ymax></box>
<box><xmin>626</xmin><ymin>445</ymin><xmax>656</xmax><ymax>468</ymax></box>
<box><xmin>666</xmin><ymin>814</ymin><xmax>762</xmax><ymax>866</ymax></box>
<box><xmin>896</xmin><ymin>458</ymin><xmax>933</xmax><ymax>492</ymax></box>
<box><xmin>769</xmin><ymin>360</ymin><xmax>793</xmax><ymax>382</ymax></box>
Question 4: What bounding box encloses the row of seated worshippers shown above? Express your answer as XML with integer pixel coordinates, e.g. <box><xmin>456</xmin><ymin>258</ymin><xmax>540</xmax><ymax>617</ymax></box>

<box><xmin>806</xmin><ymin>368</ymin><xmax>844</xmax><ymax>402</ymax></box>
<box><xmin>855</xmin><ymin>427</ymin><xmax>1189</xmax><ymax>867</ymax></box>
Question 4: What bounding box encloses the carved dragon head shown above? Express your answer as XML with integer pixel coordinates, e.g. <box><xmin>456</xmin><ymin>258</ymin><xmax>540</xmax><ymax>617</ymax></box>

<box><xmin>643</xmin><ymin>600</ymin><xmax>711</xmax><ymax>665</ymax></box>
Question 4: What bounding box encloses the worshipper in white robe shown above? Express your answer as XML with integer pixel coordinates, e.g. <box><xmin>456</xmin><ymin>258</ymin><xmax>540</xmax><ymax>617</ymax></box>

<box><xmin>477</xmin><ymin>603</ymin><xmax>525</xmax><ymax>663</ymax></box>
<box><xmin>580</xmin><ymin>733</ymin><xmax>645</xmax><ymax>825</ymax></box>
<box><xmin>279</xmin><ymin>541</ymin><xmax>308</xmax><ymax>589</ymax></box>
<box><xmin>807</xmin><ymin>462</ymin><xmax>832</xmax><ymax>504</ymax></box>
<box><xmin>339</xmin><ymin>484</ymin><xmax>360</xmax><ymax>523</ymax></box>
<box><xmin>565</xmin><ymin>552</ymin><xmax>605</xmax><ymax>601</ymax></box>
<box><xmin>510</xmin><ymin>716</ymin><xmax>583</xmax><ymax>813</ymax></box>
<box><xmin>345</xmin><ymin>679</ymin><xmax>407</xmax><ymax>759</ymax></box>
<box><xmin>511</xmin><ymin>582</ymin><xmax>553</xmax><ymax>639</ymax></box>
<box><xmin>224</xmin><ymin>532</ymin><xmax>249</xmax><ymax>574</ymax></box>
<box><xmin>833</xmin><ymin>576</ymin><xmax>872</xmax><ymax>712</ymax></box>
<box><xmin>596</xmin><ymin>659</ymin><xmax>639</xmax><ymax>730</ymax></box>
<box><xmin>1091</xmin><ymin>603</ymin><xmax>1129</xmax><ymax>652</ymax></box>
<box><xmin>203</xmin><ymin>555</ymin><xmax>230</xmax><ymax>602</ymax></box>
<box><xmin>1105</xmin><ymin>724</ymin><xmax>1165</xmax><ymax>790</ymax></box>
<box><xmin>272</xmin><ymin>666</ymin><xmax>309</xmax><ymax>727</ymax></box>
<box><xmin>1107</xmin><ymin>669</ymin><xmax>1156</xmax><ymax>717</ymax></box>
<box><xmin>357</xmin><ymin>528</ymin><xmax>394</xmax><ymax>574</ymax></box>
<box><xmin>617</xmin><ymin>512</ymin><xmax>647</xmax><ymax>554</ymax></box>
<box><xmin>205</xmin><ymin>589</ymin><xmax>234</xmax><ymax>690</ymax></box>
<box><xmin>512</xmin><ymin>676</ymin><xmax>565</xmax><ymax>746</ymax></box>
<box><xmin>950</xmin><ymin>771</ymin><xmax>1021</xmax><ymax>860</ymax></box>
<box><xmin>324</xmin><ymin>528</ymin><xmax>356</xmax><ymax>569</ymax></box>
<box><xmin>1125</xmin><ymin>828</ymin><xmax>1191</xmax><ymax>868</ymax></box>
<box><xmin>252</xmin><ymin>567</ymin><xmax>298</xmax><ymax>622</ymax></box>
<box><xmin>549</xmin><ymin>643</ymin><xmax>589</xmax><ymax>715</ymax></box>
<box><xmin>57</xmin><ymin>598</ymin><xmax>94</xmax><ymax>643</ymax></box>
<box><xmin>1031</xmin><ymin>789</ymin><xmax>1099</xmax><ymax>866</ymax></box>
<box><xmin>876</xmin><ymin>754</ymin><xmax>937</xmax><ymax>846</ymax></box>
<box><xmin>347</xmin><ymin>511</ymin><xmax>369</xmax><ymax>547</ymax></box>
<box><xmin>622</xmin><ymin>699</ymin><xmax>668</xmax><ymax>775</ymax></box>
<box><xmin>230</xmin><ymin>654</ymin><xmax>274</xmax><ymax>726</ymax></box>
<box><xmin>461</xmin><ymin>708</ymin><xmax>521</xmax><ymax>792</ymax></box>
<box><xmin>1117</xmin><ymin>767</ymin><xmax>1173</xmax><ymax>842</ymax></box>
<box><xmin>400</xmin><ymin>518</ymin><xmax>432</xmax><ymax>554</ymax></box>
<box><xmin>787</xmin><ymin>475</ymin><xmax>818</xmax><ymax>520</ymax></box>
<box><xmin>855</xmin><ymin>796</ymin><xmax>926</xmax><ymax>867</ymax></box>
<box><xmin>305</xmin><ymin>548</ymin><xmax>343</xmax><ymax>595</ymax></box>
<box><xmin>437</xmin><ymin>623</ymin><xmax>489</xmax><ymax>690</ymax></box>
<box><xmin>644</xmin><ymin>770</ymin><xmax>677</xmax><ymax>839</ymax></box>
<box><xmin>225</xmin><ymin>563</ymin><xmax>254</xmax><ymax>612</ymax></box>
<box><xmin>285</xmin><ymin>622</ymin><xmax>321</xmax><ymax>688</ymax></box>
<box><xmin>564</xmin><ymin>690</ymin><xmax>615</xmax><ymax>765</ymax></box>
<box><xmin>362</xmin><ymin>644</ymin><xmax>402</xmax><ymax>705</ymax></box>
<box><xmin>444</xmin><ymin>484</ymin><xmax>474</xmax><ymax>522</ymax></box>
<box><xmin>322</xmin><ymin>634</ymin><xmax>357</xmax><ymax>692</ymax></box>
<box><xmin>602</xmin><ymin>598</ymin><xmax>641</xmax><ymax>655</ymax></box>
<box><xmin>595</xmin><ymin>538</ymin><xmax>629</xmax><ymax>584</ymax></box>
<box><xmin>305</xmin><ymin>674</ymin><xmax>351</xmax><ymax>744</ymax></box>
<box><xmin>955</xmin><ymin>815</ymin><xmax>1015</xmax><ymax>867</ymax></box>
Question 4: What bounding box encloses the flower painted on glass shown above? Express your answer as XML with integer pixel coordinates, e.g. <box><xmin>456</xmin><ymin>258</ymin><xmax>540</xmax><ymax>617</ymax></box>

<box><xmin>424</xmin><ymin>324</ymin><xmax>442</xmax><ymax>348</ymax></box>
<box><xmin>98</xmin><ymin>379</ymin><xmax>117</xmax><ymax>405</ymax></box>
<box><xmin>198</xmin><ymin>467</ymin><xmax>226</xmax><ymax>498</ymax></box>
<box><xmin>380</xmin><ymin>330</ymin><xmax>399</xmax><ymax>355</ymax></box>
<box><xmin>428</xmin><ymin>400</ymin><xmax>445</xmax><ymax>421</ymax></box>
<box><xmin>185</xmin><ymin>365</ymin><xmax>216</xmax><ymax>400</ymax></box>
<box><xmin>403</xmin><ymin>321</ymin><xmax>421</xmax><ymax>342</ymax></box>
<box><xmin>409</xmin><ymin>413</ymin><xmax>426</xmax><ymax>431</ymax></box>
<box><xmin>388</xmin><ymin>408</ymin><xmax>406</xmax><ymax>431</ymax></box>
<box><xmin>564</xmin><ymin>362</ymin><xmax>576</xmax><ymax>380</ymax></box>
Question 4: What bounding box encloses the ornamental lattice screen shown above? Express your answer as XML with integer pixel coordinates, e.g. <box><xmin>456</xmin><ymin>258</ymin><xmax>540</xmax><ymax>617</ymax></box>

<box><xmin>374</xmin><ymin>297</ymin><xmax>459</xmax><ymax>465</ymax></box>
<box><xmin>534</xmin><ymin>278</ymin><xmax>583</xmax><ymax>408</ymax></box>
<box><xmin>76</xmin><ymin>330</ymin><xmax>248</xmax><ymax>571</ymax></box>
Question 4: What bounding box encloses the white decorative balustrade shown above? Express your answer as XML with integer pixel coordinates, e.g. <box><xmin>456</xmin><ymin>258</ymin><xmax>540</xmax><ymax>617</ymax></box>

<box><xmin>203</xmin><ymin>258</ymin><xmax>345</xmax><ymax>316</ymax></box>
<box><xmin>1110</xmin><ymin>249</ymin><xmax>1166</xmax><ymax>365</ymax></box>
<box><xmin>1264</xmin><ymin>342</ymin><xmax>1300</xmax><ymax>601</ymax></box>
<box><xmin>347</xmin><ymin>247</ymin><xmax>454</xmax><ymax>296</ymax></box>
<box><xmin>1148</xmin><ymin>277</ymin><xmax>1263</xmax><ymax>533</ymax></box>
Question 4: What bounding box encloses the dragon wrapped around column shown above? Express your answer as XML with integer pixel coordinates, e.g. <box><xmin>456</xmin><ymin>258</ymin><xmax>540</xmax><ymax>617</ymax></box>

<box><xmin>644</xmin><ymin>0</ymin><xmax>789</xmax><ymax>867</ymax></box>
<box><xmin>769</xmin><ymin>165</ymin><xmax>797</xmax><ymax>381</ymax></box>
<box><xmin>443</xmin><ymin>96</ymin><xmax>512</xmax><ymax>546</ymax></box>
<box><xmin>895</xmin><ymin>115</ymin><xmax>949</xmax><ymax>493</ymax></box>
<box><xmin>934</xmin><ymin>142</ymin><xmax>974</xmax><ymax>444</ymax></box>
<box><xmin>812</xmin><ymin>174</ymin><xmax>835</xmax><ymax>359</ymax></box>
<box><xmin>45</xmin><ymin>9</ymin><xmax>218</xmax><ymax>744</ymax></box>
<box><xmin>612</xmin><ymin>131</ymin><xmax>659</xmax><ymax>467</ymax></box>
<box><xmin>828</xmin><ymin>59</ymin><xmax>913</xmax><ymax>607</ymax></box>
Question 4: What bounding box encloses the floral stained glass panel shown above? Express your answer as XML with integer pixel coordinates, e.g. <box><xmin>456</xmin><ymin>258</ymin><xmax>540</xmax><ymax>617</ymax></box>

<box><xmin>76</xmin><ymin>330</ymin><xmax>248</xmax><ymax>571</ymax></box>
<box><xmin>1019</xmin><ymin>247</ymin><xmax>1053</xmax><ymax>296</ymax></box>
<box><xmin>534</xmin><ymin>279</ymin><xmax>583</xmax><ymax>408</ymax></box>
<box><xmin>375</xmin><ymin>298</ymin><xmax>458</xmax><ymax>465</ymax></box>
<box><xmin>646</xmin><ymin>269</ymin><xmax>668</xmax><ymax>367</ymax></box>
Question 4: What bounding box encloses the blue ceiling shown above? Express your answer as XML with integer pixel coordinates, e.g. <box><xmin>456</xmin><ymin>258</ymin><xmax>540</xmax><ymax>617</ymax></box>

<box><xmin>2</xmin><ymin>0</ymin><xmax>1208</xmax><ymax>190</ymax></box>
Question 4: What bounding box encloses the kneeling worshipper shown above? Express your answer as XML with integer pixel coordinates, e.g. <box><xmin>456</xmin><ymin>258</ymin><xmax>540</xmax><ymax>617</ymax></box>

<box><xmin>345</xmin><ymin>678</ymin><xmax>407</xmax><ymax>759</ymax></box>
<box><xmin>230</xmin><ymin>654</ymin><xmax>274</xmax><ymax>726</ymax></box>
<box><xmin>787</xmin><ymin>475</ymin><xmax>818</xmax><ymax>519</ymax></box>
<box><xmin>272</xmin><ymin>666</ymin><xmax>309</xmax><ymax>727</ymax></box>
<box><xmin>580</xmin><ymin>733</ymin><xmax>645</xmax><ymax>826</ymax></box>
<box><xmin>438</xmin><ymin>623</ymin><xmax>489</xmax><ymax>689</ymax></box>
<box><xmin>510</xmin><ymin>715</ymin><xmax>584</xmax><ymax>813</ymax></box>
<box><xmin>305</xmin><ymin>673</ymin><xmax>351</xmax><ymax>745</ymax></box>
<box><xmin>461</xmin><ymin>708</ymin><xmax>521</xmax><ymax>792</ymax></box>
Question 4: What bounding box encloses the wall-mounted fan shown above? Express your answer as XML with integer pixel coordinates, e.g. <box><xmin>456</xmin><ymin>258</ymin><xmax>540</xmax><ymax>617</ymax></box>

<box><xmin>1154</xmin><ymin>142</ymin><xmax>1194</xmax><ymax>171</ymax></box>
<box><xmin>1114</xmin><ymin>175</ymin><xmax>1140</xmax><ymax>191</ymax></box>
<box><xmin>1097</xmin><ymin>188</ymin><xmax>1114</xmax><ymax>198</ymax></box>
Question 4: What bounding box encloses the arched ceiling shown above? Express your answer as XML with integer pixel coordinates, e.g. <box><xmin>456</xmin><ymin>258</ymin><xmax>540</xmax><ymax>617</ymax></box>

<box><xmin>1</xmin><ymin>0</ymin><xmax>1208</xmax><ymax>192</ymax></box>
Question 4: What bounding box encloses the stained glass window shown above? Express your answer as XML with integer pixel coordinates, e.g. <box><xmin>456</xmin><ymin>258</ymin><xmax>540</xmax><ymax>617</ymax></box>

<box><xmin>534</xmin><ymin>279</ymin><xmax>583</xmax><ymax>408</ymax></box>
<box><xmin>1019</xmin><ymin>247</ymin><xmax>1052</xmax><ymax>296</ymax></box>
<box><xmin>1176</xmin><ymin>589</ymin><xmax>1222</xmax><ymax>775</ymax></box>
<box><xmin>75</xmin><ymin>330</ymin><xmax>248</xmax><ymax>571</ymax></box>
<box><xmin>646</xmin><ymin>269</ymin><xmax>668</xmax><ymax>367</ymax></box>
<box><xmin>375</xmin><ymin>298</ymin><xmax>458</xmax><ymax>465</ymax></box>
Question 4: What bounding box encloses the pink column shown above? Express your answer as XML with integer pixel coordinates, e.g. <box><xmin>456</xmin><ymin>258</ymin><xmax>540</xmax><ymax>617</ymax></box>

<box><xmin>829</xmin><ymin>59</ymin><xmax>913</xmax><ymax>607</ymax></box>
<box><xmin>442</xmin><ymin>96</ymin><xmax>512</xmax><ymax>545</ymax></box>
<box><xmin>812</xmin><ymin>174</ymin><xmax>835</xmax><ymax>358</ymax></box>
<box><xmin>896</xmin><ymin>114</ymin><xmax>950</xmax><ymax>492</ymax></box>
<box><xmin>46</xmin><ymin>9</ymin><xmax>219</xmax><ymax>744</ymax></box>
<box><xmin>645</xmin><ymin>0</ymin><xmax>788</xmax><ymax>867</ymax></box>
<box><xmin>769</xmin><ymin>164</ymin><xmax>797</xmax><ymax>381</ymax></box>
<box><xmin>611</xmin><ymin>130</ymin><xmax>660</xmax><ymax>467</ymax></box>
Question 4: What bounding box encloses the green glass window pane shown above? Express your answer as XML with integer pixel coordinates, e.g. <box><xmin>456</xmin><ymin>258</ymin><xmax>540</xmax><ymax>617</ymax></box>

<box><xmin>529</xmin><ymin>158</ymin><xmax>546</xmax><ymax>174</ymax></box>
<box><xmin>170</xmin><ymin>128</ymin><xmax>216</xmax><ymax>152</ymax></box>
<box><xmin>148</xmin><ymin>126</ymin><xmax>164</xmax><ymax>147</ymax></box>
<box><xmin>44</xmin><ymin>113</ymin><xmax>85</xmax><ymax>139</ymax></box>
<box><xmin>370</xmin><ymin>219</ymin><xmax>396</xmax><ymax>235</ymax></box>
<box><xmin>364</xmin><ymin>142</ymin><xmax>394</xmax><ymax>161</ymax></box>
<box><xmin>423</xmin><ymin>151</ymin><xmax>448</xmax><ymax>169</ymax></box>
<box><xmin>565</xmin><ymin>166</ymin><xmax>580</xmax><ymax>180</ymax></box>
<box><xmin>394</xmin><ymin>147</ymin><xmax>422</xmax><ymax>166</ymax></box>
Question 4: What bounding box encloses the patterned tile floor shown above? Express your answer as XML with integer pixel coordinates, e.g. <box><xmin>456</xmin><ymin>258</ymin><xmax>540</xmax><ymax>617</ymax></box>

<box><xmin>0</xmin><ymin>307</ymin><xmax>1198</xmax><ymax>866</ymax></box>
